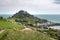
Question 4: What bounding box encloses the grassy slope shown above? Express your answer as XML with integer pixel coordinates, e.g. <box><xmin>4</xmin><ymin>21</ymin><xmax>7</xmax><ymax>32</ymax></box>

<box><xmin>0</xmin><ymin>19</ymin><xmax>24</xmax><ymax>29</ymax></box>
<box><xmin>0</xmin><ymin>29</ymin><xmax>54</xmax><ymax>40</ymax></box>
<box><xmin>0</xmin><ymin>19</ymin><xmax>55</xmax><ymax>40</ymax></box>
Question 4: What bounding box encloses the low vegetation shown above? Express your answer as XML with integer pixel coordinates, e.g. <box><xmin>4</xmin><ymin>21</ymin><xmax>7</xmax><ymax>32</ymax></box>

<box><xmin>0</xmin><ymin>10</ymin><xmax>58</xmax><ymax>40</ymax></box>
<box><xmin>0</xmin><ymin>19</ymin><xmax>25</xmax><ymax>30</ymax></box>
<box><xmin>0</xmin><ymin>18</ymin><xmax>55</xmax><ymax>40</ymax></box>
<box><xmin>0</xmin><ymin>29</ymin><xmax>55</xmax><ymax>40</ymax></box>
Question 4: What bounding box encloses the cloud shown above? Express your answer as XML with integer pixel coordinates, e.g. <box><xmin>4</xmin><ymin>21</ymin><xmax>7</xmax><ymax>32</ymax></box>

<box><xmin>54</xmin><ymin>0</ymin><xmax>60</xmax><ymax>4</ymax></box>
<box><xmin>0</xmin><ymin>0</ymin><xmax>60</xmax><ymax>15</ymax></box>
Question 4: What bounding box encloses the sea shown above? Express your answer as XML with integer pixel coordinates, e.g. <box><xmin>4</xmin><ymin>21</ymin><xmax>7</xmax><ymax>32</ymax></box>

<box><xmin>34</xmin><ymin>15</ymin><xmax>60</xmax><ymax>23</ymax></box>
<box><xmin>0</xmin><ymin>14</ymin><xmax>60</xmax><ymax>30</ymax></box>
<box><xmin>0</xmin><ymin>14</ymin><xmax>13</xmax><ymax>18</ymax></box>
<box><xmin>34</xmin><ymin>15</ymin><xmax>60</xmax><ymax>30</ymax></box>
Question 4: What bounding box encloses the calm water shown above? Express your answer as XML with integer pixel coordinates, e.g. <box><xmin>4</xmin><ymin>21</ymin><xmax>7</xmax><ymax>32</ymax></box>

<box><xmin>0</xmin><ymin>14</ymin><xmax>13</xmax><ymax>18</ymax></box>
<box><xmin>34</xmin><ymin>15</ymin><xmax>60</xmax><ymax>30</ymax></box>
<box><xmin>35</xmin><ymin>15</ymin><xmax>60</xmax><ymax>23</ymax></box>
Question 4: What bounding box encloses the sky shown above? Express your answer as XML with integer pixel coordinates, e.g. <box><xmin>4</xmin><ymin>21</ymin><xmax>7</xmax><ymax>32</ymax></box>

<box><xmin>0</xmin><ymin>0</ymin><xmax>60</xmax><ymax>15</ymax></box>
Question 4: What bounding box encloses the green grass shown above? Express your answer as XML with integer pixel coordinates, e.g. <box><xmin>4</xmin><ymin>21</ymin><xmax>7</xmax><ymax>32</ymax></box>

<box><xmin>0</xmin><ymin>30</ymin><xmax>8</xmax><ymax>40</ymax></box>
<box><xmin>0</xmin><ymin>19</ymin><xmax>25</xmax><ymax>29</ymax></box>
<box><xmin>0</xmin><ymin>29</ymin><xmax>54</xmax><ymax>40</ymax></box>
<box><xmin>0</xmin><ymin>19</ymin><xmax>55</xmax><ymax>40</ymax></box>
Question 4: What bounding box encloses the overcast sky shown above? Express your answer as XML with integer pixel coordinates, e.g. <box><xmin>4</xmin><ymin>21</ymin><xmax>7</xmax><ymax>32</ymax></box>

<box><xmin>0</xmin><ymin>0</ymin><xmax>60</xmax><ymax>15</ymax></box>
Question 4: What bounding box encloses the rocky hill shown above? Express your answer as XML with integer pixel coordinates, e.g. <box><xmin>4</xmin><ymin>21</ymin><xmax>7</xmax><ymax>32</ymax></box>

<box><xmin>12</xmin><ymin>10</ymin><xmax>48</xmax><ymax>26</ymax></box>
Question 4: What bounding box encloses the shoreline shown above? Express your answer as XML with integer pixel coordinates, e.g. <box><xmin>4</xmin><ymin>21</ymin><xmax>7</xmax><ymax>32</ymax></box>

<box><xmin>49</xmin><ymin>26</ymin><xmax>60</xmax><ymax>30</ymax></box>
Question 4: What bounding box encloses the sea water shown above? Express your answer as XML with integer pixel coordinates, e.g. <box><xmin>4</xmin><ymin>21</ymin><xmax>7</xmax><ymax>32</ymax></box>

<box><xmin>0</xmin><ymin>14</ymin><xmax>13</xmax><ymax>18</ymax></box>
<box><xmin>35</xmin><ymin>15</ymin><xmax>60</xmax><ymax>23</ymax></box>
<box><xmin>34</xmin><ymin>15</ymin><xmax>60</xmax><ymax>30</ymax></box>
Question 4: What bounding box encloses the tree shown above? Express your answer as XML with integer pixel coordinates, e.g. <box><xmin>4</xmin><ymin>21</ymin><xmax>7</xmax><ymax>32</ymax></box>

<box><xmin>0</xmin><ymin>16</ymin><xmax>3</xmax><ymax>19</ymax></box>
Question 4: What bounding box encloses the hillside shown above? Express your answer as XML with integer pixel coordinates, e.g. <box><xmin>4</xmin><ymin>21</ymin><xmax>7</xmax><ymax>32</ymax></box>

<box><xmin>0</xmin><ymin>29</ymin><xmax>55</xmax><ymax>40</ymax></box>
<box><xmin>0</xmin><ymin>18</ymin><xmax>25</xmax><ymax>30</ymax></box>
<box><xmin>0</xmin><ymin>17</ymin><xmax>55</xmax><ymax>40</ymax></box>
<box><xmin>11</xmin><ymin>10</ymin><xmax>48</xmax><ymax>27</ymax></box>
<box><xmin>13</xmin><ymin>10</ymin><xmax>47</xmax><ymax>22</ymax></box>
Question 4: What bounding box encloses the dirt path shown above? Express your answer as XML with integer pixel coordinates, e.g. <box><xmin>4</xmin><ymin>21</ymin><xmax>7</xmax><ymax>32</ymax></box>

<box><xmin>0</xmin><ymin>30</ymin><xmax>5</xmax><ymax>34</ymax></box>
<box><xmin>20</xmin><ymin>28</ymin><xmax>34</xmax><ymax>32</ymax></box>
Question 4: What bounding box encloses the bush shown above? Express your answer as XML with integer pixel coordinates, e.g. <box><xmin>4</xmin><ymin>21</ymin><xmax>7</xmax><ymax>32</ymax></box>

<box><xmin>0</xmin><ymin>16</ymin><xmax>3</xmax><ymax>19</ymax></box>
<box><xmin>45</xmin><ymin>29</ymin><xmax>57</xmax><ymax>39</ymax></box>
